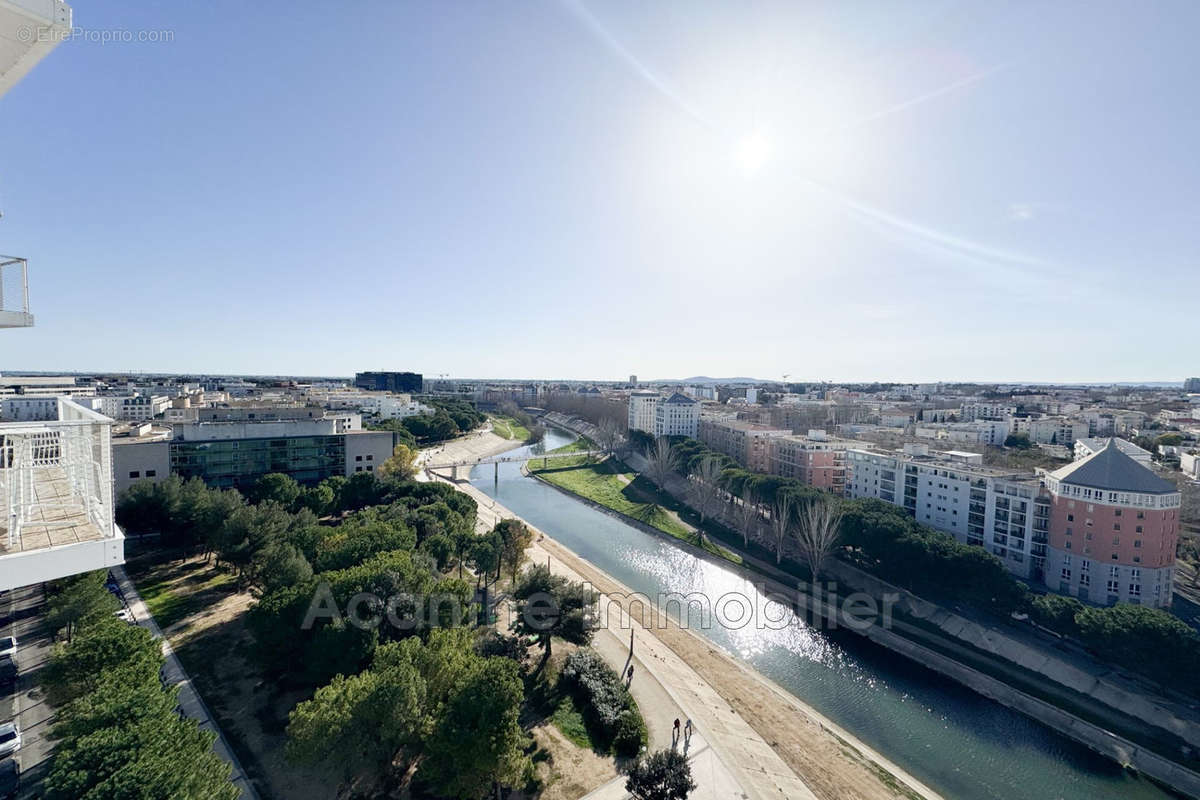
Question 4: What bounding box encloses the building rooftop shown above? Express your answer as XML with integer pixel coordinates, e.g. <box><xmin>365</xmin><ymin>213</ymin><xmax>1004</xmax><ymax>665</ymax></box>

<box><xmin>1076</xmin><ymin>437</ymin><xmax>1150</xmax><ymax>459</ymax></box>
<box><xmin>1050</xmin><ymin>440</ymin><xmax>1176</xmax><ymax>494</ymax></box>
<box><xmin>664</xmin><ymin>392</ymin><xmax>698</xmax><ymax>404</ymax></box>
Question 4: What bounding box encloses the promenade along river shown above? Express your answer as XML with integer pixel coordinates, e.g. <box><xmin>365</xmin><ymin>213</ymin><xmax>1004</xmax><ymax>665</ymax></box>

<box><xmin>470</xmin><ymin>428</ymin><xmax>1176</xmax><ymax>800</ymax></box>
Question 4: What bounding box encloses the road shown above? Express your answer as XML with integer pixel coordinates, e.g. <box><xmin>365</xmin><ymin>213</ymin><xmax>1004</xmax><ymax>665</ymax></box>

<box><xmin>3</xmin><ymin>583</ymin><xmax>56</xmax><ymax>799</ymax></box>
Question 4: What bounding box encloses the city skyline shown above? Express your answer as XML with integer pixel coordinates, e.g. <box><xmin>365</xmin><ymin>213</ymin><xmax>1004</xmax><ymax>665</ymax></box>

<box><xmin>3</xmin><ymin>1</ymin><xmax>1199</xmax><ymax>380</ymax></box>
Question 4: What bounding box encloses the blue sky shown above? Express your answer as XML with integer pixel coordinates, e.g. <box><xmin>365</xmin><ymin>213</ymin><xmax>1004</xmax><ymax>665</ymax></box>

<box><xmin>1</xmin><ymin>1</ymin><xmax>1197</xmax><ymax>382</ymax></box>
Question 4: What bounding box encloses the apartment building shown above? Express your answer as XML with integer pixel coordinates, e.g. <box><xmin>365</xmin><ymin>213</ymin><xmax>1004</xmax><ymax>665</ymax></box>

<box><xmin>653</xmin><ymin>393</ymin><xmax>700</xmax><ymax>438</ymax></box>
<box><xmin>846</xmin><ymin>444</ymin><xmax>1043</xmax><ymax>580</ymax></box>
<box><xmin>1042</xmin><ymin>441</ymin><xmax>1179</xmax><ymax>608</ymax></box>
<box><xmin>97</xmin><ymin>393</ymin><xmax>171</xmax><ymax>421</ymax></box>
<box><xmin>1026</xmin><ymin>417</ymin><xmax>1090</xmax><ymax>446</ymax></box>
<box><xmin>961</xmin><ymin>402</ymin><xmax>1016</xmax><ymax>421</ymax></box>
<box><xmin>698</xmin><ymin>418</ymin><xmax>790</xmax><ymax>473</ymax></box>
<box><xmin>767</xmin><ymin>430</ymin><xmax>851</xmax><ymax>493</ymax></box>
<box><xmin>1181</xmin><ymin>451</ymin><xmax>1200</xmax><ymax>480</ymax></box>
<box><xmin>627</xmin><ymin>391</ymin><xmax>660</xmax><ymax>435</ymax></box>
<box><xmin>1185</xmin><ymin>378</ymin><xmax>1200</xmax><ymax>393</ymax></box>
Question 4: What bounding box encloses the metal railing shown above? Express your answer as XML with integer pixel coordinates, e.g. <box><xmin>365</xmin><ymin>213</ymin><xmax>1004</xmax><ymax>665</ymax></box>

<box><xmin>0</xmin><ymin>398</ymin><xmax>115</xmax><ymax>547</ymax></box>
<box><xmin>0</xmin><ymin>256</ymin><xmax>33</xmax><ymax>327</ymax></box>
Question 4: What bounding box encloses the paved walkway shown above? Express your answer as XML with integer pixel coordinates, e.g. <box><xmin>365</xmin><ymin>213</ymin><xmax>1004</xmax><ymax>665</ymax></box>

<box><xmin>457</xmin><ymin>479</ymin><xmax>818</xmax><ymax>800</ymax></box>
<box><xmin>114</xmin><ymin>567</ymin><xmax>260</xmax><ymax>800</ymax></box>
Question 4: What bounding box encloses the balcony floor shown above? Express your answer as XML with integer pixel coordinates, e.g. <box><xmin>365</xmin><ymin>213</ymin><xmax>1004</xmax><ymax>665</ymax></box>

<box><xmin>1</xmin><ymin>466</ymin><xmax>108</xmax><ymax>555</ymax></box>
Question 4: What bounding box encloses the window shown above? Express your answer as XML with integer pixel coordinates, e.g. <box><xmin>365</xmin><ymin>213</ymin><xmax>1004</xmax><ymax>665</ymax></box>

<box><xmin>1112</xmin><ymin>536</ymin><xmax>1120</xmax><ymax>546</ymax></box>
<box><xmin>129</xmin><ymin>471</ymin><xmax>140</xmax><ymax>479</ymax></box>
<box><xmin>1113</xmin><ymin>523</ymin><xmax>1121</xmax><ymax>531</ymax></box>
<box><xmin>1061</xmin><ymin>568</ymin><xmax>1071</xmax><ymax>580</ymax></box>
<box><xmin>1107</xmin><ymin>579</ymin><xmax>1119</xmax><ymax>593</ymax></box>
<box><xmin>1136</xmin><ymin>526</ymin><xmax>1143</xmax><ymax>534</ymax></box>
<box><xmin>146</xmin><ymin>470</ymin><xmax>156</xmax><ymax>477</ymax></box>
<box><xmin>1067</xmin><ymin>513</ymin><xmax>1074</xmax><ymax>522</ymax></box>
<box><xmin>355</xmin><ymin>455</ymin><xmax>363</xmax><ymax>461</ymax></box>
<box><xmin>1115</xmin><ymin>508</ymin><xmax>1122</xmax><ymax>517</ymax></box>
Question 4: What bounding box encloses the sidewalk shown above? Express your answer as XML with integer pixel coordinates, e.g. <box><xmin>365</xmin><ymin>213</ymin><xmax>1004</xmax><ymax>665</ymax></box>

<box><xmin>114</xmin><ymin>566</ymin><xmax>260</xmax><ymax>800</ymax></box>
<box><xmin>459</xmin><ymin>479</ymin><xmax>818</xmax><ymax>800</ymax></box>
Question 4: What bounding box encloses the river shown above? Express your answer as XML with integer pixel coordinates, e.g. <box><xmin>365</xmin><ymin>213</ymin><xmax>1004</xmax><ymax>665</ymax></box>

<box><xmin>470</xmin><ymin>427</ymin><xmax>1175</xmax><ymax>800</ymax></box>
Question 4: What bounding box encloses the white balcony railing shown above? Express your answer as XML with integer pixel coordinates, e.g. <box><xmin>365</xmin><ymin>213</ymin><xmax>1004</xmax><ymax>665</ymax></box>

<box><xmin>0</xmin><ymin>398</ymin><xmax>122</xmax><ymax>588</ymax></box>
<box><xmin>0</xmin><ymin>256</ymin><xmax>34</xmax><ymax>328</ymax></box>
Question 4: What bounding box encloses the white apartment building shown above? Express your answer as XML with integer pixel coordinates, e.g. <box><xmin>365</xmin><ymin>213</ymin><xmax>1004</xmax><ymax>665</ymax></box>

<box><xmin>1026</xmin><ymin>417</ymin><xmax>1090</xmax><ymax>446</ymax></box>
<box><xmin>961</xmin><ymin>402</ymin><xmax>1016</xmax><ymax>421</ymax></box>
<box><xmin>97</xmin><ymin>394</ymin><xmax>171</xmax><ymax>421</ymax></box>
<box><xmin>654</xmin><ymin>393</ymin><xmax>700</xmax><ymax>438</ymax></box>
<box><xmin>1181</xmin><ymin>451</ymin><xmax>1200</xmax><ymax>480</ymax></box>
<box><xmin>846</xmin><ymin>444</ymin><xmax>1046</xmax><ymax>580</ymax></box>
<box><xmin>628</xmin><ymin>391</ymin><xmax>661</xmax><ymax>435</ymax></box>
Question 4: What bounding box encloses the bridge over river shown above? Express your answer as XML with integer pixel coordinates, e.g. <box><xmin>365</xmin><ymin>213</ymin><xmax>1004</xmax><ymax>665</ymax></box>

<box><xmin>423</xmin><ymin>448</ymin><xmax>606</xmax><ymax>479</ymax></box>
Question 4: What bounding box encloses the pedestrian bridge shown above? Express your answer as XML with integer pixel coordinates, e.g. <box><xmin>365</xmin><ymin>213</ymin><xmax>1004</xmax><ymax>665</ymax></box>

<box><xmin>423</xmin><ymin>448</ymin><xmax>605</xmax><ymax>473</ymax></box>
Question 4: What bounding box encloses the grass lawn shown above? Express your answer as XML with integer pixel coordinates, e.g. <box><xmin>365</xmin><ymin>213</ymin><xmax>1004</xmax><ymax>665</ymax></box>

<box><xmin>131</xmin><ymin>557</ymin><xmax>237</xmax><ymax>630</ymax></box>
<box><xmin>490</xmin><ymin>415</ymin><xmax>532</xmax><ymax>441</ymax></box>
<box><xmin>550</xmin><ymin>695</ymin><xmax>595</xmax><ymax>750</ymax></box>
<box><xmin>528</xmin><ymin>454</ymin><xmax>742</xmax><ymax>565</ymax></box>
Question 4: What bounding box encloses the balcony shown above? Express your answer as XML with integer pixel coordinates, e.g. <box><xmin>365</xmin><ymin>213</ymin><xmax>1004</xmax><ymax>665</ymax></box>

<box><xmin>1</xmin><ymin>0</ymin><xmax>73</xmax><ymax>98</ymax></box>
<box><xmin>0</xmin><ymin>398</ymin><xmax>124</xmax><ymax>589</ymax></box>
<box><xmin>0</xmin><ymin>257</ymin><xmax>33</xmax><ymax>328</ymax></box>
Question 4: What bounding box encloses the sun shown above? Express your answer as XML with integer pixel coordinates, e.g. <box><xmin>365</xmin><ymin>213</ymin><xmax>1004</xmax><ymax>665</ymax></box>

<box><xmin>734</xmin><ymin>131</ymin><xmax>772</xmax><ymax>175</ymax></box>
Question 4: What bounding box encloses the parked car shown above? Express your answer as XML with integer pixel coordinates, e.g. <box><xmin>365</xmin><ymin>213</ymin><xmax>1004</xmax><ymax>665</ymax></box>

<box><xmin>0</xmin><ymin>638</ymin><xmax>15</xmax><ymax>658</ymax></box>
<box><xmin>0</xmin><ymin>657</ymin><xmax>15</xmax><ymax>687</ymax></box>
<box><xmin>114</xmin><ymin>608</ymin><xmax>134</xmax><ymax>624</ymax></box>
<box><xmin>0</xmin><ymin>758</ymin><xmax>17</xmax><ymax>800</ymax></box>
<box><xmin>0</xmin><ymin>725</ymin><xmax>19</xmax><ymax>758</ymax></box>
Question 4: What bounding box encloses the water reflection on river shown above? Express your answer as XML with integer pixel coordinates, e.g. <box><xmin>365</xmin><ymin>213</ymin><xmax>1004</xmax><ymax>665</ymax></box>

<box><xmin>471</xmin><ymin>429</ymin><xmax>1175</xmax><ymax>800</ymax></box>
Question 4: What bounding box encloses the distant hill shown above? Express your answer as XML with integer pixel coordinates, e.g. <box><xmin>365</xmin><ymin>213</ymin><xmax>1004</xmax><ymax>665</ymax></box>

<box><xmin>659</xmin><ymin>376</ymin><xmax>773</xmax><ymax>385</ymax></box>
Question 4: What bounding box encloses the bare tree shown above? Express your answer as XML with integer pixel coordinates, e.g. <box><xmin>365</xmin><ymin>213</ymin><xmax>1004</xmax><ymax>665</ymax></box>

<box><xmin>689</xmin><ymin>456</ymin><xmax>724</xmax><ymax>545</ymax></box>
<box><xmin>795</xmin><ymin>499</ymin><xmax>844</xmax><ymax>582</ymax></box>
<box><xmin>770</xmin><ymin>493</ymin><xmax>794</xmax><ymax>565</ymax></box>
<box><xmin>597</xmin><ymin>417</ymin><xmax>623</xmax><ymax>457</ymax></box>
<box><xmin>646</xmin><ymin>437</ymin><xmax>675</xmax><ymax>494</ymax></box>
<box><xmin>736</xmin><ymin>486</ymin><xmax>758</xmax><ymax>548</ymax></box>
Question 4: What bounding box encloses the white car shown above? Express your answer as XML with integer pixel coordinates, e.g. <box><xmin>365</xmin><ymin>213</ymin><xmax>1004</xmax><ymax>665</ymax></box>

<box><xmin>114</xmin><ymin>609</ymin><xmax>134</xmax><ymax>624</ymax></box>
<box><xmin>0</xmin><ymin>638</ymin><xmax>14</xmax><ymax>658</ymax></box>
<box><xmin>0</xmin><ymin>723</ymin><xmax>19</xmax><ymax>758</ymax></box>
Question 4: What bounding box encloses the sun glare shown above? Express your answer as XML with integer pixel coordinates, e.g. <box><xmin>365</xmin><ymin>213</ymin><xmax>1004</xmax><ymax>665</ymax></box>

<box><xmin>734</xmin><ymin>131</ymin><xmax>772</xmax><ymax>175</ymax></box>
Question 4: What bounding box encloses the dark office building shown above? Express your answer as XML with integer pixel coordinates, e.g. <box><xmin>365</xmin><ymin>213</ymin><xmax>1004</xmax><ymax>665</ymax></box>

<box><xmin>354</xmin><ymin>371</ymin><xmax>423</xmax><ymax>393</ymax></box>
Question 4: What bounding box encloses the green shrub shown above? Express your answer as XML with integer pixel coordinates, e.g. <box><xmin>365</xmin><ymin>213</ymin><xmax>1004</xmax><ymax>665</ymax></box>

<box><xmin>560</xmin><ymin>648</ymin><xmax>646</xmax><ymax>754</ymax></box>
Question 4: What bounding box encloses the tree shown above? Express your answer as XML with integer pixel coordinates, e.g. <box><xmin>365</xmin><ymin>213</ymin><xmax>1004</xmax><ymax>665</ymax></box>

<box><xmin>794</xmin><ymin>498</ymin><xmax>843</xmax><ymax>582</ymax></box>
<box><xmin>770</xmin><ymin>493</ymin><xmax>795</xmax><ymax>565</ymax></box>
<box><xmin>298</xmin><ymin>482</ymin><xmax>335</xmax><ymax>516</ymax></box>
<box><xmin>736</xmin><ymin>486</ymin><xmax>758</xmax><ymax>548</ymax></box>
<box><xmin>688</xmin><ymin>455</ymin><xmax>724</xmax><ymax>544</ymax></box>
<box><xmin>1004</xmin><ymin>433</ymin><xmax>1033</xmax><ymax>449</ymax></box>
<box><xmin>45</xmin><ymin>711</ymin><xmax>239</xmax><ymax>800</ymax></box>
<box><xmin>378</xmin><ymin>443</ymin><xmax>419</xmax><ymax>480</ymax></box>
<box><xmin>250</xmin><ymin>473</ymin><xmax>302</xmax><ymax>508</ymax></box>
<box><xmin>512</xmin><ymin>564</ymin><xmax>598</xmax><ymax>661</ymax></box>
<box><xmin>44</xmin><ymin>571</ymin><xmax>118</xmax><ymax>642</ymax></box>
<box><xmin>252</xmin><ymin>541</ymin><xmax>313</xmax><ymax>593</ymax></box>
<box><xmin>646</xmin><ymin>437</ymin><xmax>676</xmax><ymax>494</ymax></box>
<box><xmin>625</xmin><ymin>749</ymin><xmax>696</xmax><ymax>800</ymax></box>
<box><xmin>597</xmin><ymin>417</ymin><xmax>623</xmax><ymax>456</ymax></box>
<box><xmin>496</xmin><ymin>519</ymin><xmax>534</xmax><ymax>582</ymax></box>
<box><xmin>468</xmin><ymin>534</ymin><xmax>501</xmax><ymax>588</ymax></box>
<box><xmin>421</xmin><ymin>657</ymin><xmax>529</xmax><ymax>799</ymax></box>
<box><xmin>42</xmin><ymin>616</ymin><xmax>163</xmax><ymax>706</ymax></box>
